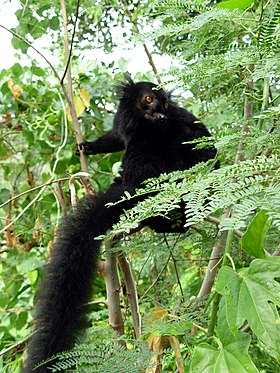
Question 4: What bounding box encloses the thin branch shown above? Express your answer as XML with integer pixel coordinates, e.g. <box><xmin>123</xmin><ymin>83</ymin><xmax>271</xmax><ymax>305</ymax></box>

<box><xmin>60</xmin><ymin>0</ymin><xmax>80</xmax><ymax>84</ymax></box>
<box><xmin>1</xmin><ymin>12</ymin><xmax>93</xmax><ymax>194</ymax></box>
<box><xmin>0</xmin><ymin>24</ymin><xmax>61</xmax><ymax>82</ymax></box>
<box><xmin>85</xmin><ymin>300</ymin><xmax>108</xmax><ymax>307</ymax></box>
<box><xmin>122</xmin><ymin>0</ymin><xmax>162</xmax><ymax>84</ymax></box>
<box><xmin>207</xmin><ymin>229</ymin><xmax>234</xmax><ymax>337</ymax></box>
<box><xmin>141</xmin><ymin>251</ymin><xmax>172</xmax><ymax>299</ymax></box>
<box><xmin>257</xmin><ymin>76</ymin><xmax>270</xmax><ymax>130</ymax></box>
<box><xmin>0</xmin><ymin>186</ymin><xmax>47</xmax><ymax>235</ymax></box>
<box><xmin>60</xmin><ymin>0</ymin><xmax>94</xmax><ymax>194</ymax></box>
<box><xmin>0</xmin><ymin>334</ymin><xmax>34</xmax><ymax>357</ymax></box>
<box><xmin>170</xmin><ymin>252</ymin><xmax>185</xmax><ymax>301</ymax></box>
<box><xmin>0</xmin><ymin>177</ymin><xmax>76</xmax><ymax>209</ymax></box>
<box><xmin>69</xmin><ymin>175</ymin><xmax>78</xmax><ymax>209</ymax></box>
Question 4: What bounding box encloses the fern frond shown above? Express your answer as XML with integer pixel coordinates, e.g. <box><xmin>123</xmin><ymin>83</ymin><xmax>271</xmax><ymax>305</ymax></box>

<box><xmin>259</xmin><ymin>0</ymin><xmax>280</xmax><ymax>49</ymax></box>
<box><xmin>111</xmin><ymin>156</ymin><xmax>280</xmax><ymax>234</ymax></box>
<box><xmin>48</xmin><ymin>333</ymin><xmax>154</xmax><ymax>372</ymax></box>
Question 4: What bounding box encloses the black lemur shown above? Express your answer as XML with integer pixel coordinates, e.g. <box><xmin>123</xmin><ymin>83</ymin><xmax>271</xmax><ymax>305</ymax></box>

<box><xmin>22</xmin><ymin>79</ymin><xmax>217</xmax><ymax>372</ymax></box>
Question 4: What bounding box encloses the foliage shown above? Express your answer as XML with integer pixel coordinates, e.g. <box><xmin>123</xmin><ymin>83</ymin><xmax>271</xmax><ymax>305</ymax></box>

<box><xmin>216</xmin><ymin>257</ymin><xmax>280</xmax><ymax>359</ymax></box>
<box><xmin>0</xmin><ymin>0</ymin><xmax>280</xmax><ymax>372</ymax></box>
<box><xmin>191</xmin><ymin>333</ymin><xmax>259</xmax><ymax>373</ymax></box>
<box><xmin>111</xmin><ymin>156</ymin><xmax>280</xmax><ymax>233</ymax></box>
<box><xmin>36</xmin><ymin>328</ymin><xmax>153</xmax><ymax>372</ymax></box>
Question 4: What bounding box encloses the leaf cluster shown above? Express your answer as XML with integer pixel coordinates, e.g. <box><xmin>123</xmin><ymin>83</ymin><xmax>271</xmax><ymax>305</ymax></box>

<box><xmin>112</xmin><ymin>156</ymin><xmax>280</xmax><ymax>234</ymax></box>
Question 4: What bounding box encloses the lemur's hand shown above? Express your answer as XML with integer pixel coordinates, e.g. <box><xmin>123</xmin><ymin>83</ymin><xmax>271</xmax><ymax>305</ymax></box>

<box><xmin>75</xmin><ymin>142</ymin><xmax>91</xmax><ymax>156</ymax></box>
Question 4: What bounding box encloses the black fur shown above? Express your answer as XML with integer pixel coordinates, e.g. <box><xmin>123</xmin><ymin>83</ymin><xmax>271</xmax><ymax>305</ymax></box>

<box><xmin>22</xmin><ymin>80</ymin><xmax>217</xmax><ymax>372</ymax></box>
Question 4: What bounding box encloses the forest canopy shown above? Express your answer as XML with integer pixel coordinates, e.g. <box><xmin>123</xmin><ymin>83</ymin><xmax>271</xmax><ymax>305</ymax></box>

<box><xmin>0</xmin><ymin>0</ymin><xmax>279</xmax><ymax>372</ymax></box>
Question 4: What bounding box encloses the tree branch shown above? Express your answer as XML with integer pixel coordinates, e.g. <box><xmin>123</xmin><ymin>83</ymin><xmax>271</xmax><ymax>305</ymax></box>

<box><xmin>59</xmin><ymin>0</ymin><xmax>94</xmax><ymax>194</ymax></box>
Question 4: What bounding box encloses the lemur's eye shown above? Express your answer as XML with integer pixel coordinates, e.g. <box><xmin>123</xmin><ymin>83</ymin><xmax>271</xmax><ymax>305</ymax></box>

<box><xmin>164</xmin><ymin>103</ymin><xmax>169</xmax><ymax>109</ymax></box>
<box><xmin>144</xmin><ymin>96</ymin><xmax>153</xmax><ymax>103</ymax></box>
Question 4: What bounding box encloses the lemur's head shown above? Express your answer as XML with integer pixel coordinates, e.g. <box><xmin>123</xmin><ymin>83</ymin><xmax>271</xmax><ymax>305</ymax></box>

<box><xmin>119</xmin><ymin>79</ymin><xmax>171</xmax><ymax>123</ymax></box>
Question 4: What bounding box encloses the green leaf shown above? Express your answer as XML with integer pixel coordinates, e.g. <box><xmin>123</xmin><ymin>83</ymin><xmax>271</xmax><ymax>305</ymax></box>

<box><xmin>11</xmin><ymin>36</ymin><xmax>29</xmax><ymax>53</ymax></box>
<box><xmin>31</xmin><ymin>66</ymin><xmax>46</xmax><ymax>77</ymax></box>
<box><xmin>16</xmin><ymin>312</ymin><xmax>28</xmax><ymax>330</ymax></box>
<box><xmin>241</xmin><ymin>210</ymin><xmax>270</xmax><ymax>258</ymax></box>
<box><xmin>216</xmin><ymin>258</ymin><xmax>280</xmax><ymax>359</ymax></box>
<box><xmin>191</xmin><ymin>333</ymin><xmax>258</xmax><ymax>373</ymax></box>
<box><xmin>27</xmin><ymin>270</ymin><xmax>39</xmax><ymax>286</ymax></box>
<box><xmin>49</xmin><ymin>16</ymin><xmax>60</xmax><ymax>31</ymax></box>
<box><xmin>217</xmin><ymin>0</ymin><xmax>254</xmax><ymax>11</ymax></box>
<box><xmin>16</xmin><ymin>253</ymin><xmax>44</xmax><ymax>274</ymax></box>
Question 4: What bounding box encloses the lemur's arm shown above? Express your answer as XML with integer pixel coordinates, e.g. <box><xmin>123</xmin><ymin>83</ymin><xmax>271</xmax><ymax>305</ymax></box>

<box><xmin>76</xmin><ymin>130</ymin><xmax>125</xmax><ymax>155</ymax></box>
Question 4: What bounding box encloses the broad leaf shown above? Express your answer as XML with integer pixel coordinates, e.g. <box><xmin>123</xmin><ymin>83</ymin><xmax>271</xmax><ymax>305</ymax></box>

<box><xmin>217</xmin><ymin>0</ymin><xmax>254</xmax><ymax>11</ymax></box>
<box><xmin>216</xmin><ymin>258</ymin><xmax>280</xmax><ymax>359</ymax></box>
<box><xmin>67</xmin><ymin>96</ymin><xmax>85</xmax><ymax>121</ymax></box>
<box><xmin>241</xmin><ymin>210</ymin><xmax>270</xmax><ymax>258</ymax></box>
<box><xmin>190</xmin><ymin>333</ymin><xmax>258</xmax><ymax>373</ymax></box>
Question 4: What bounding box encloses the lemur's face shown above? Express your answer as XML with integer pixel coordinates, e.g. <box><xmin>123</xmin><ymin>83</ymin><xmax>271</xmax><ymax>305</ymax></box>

<box><xmin>134</xmin><ymin>83</ymin><xmax>170</xmax><ymax>123</ymax></box>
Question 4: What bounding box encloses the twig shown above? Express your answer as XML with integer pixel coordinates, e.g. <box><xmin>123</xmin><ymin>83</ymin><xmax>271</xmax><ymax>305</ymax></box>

<box><xmin>60</xmin><ymin>0</ymin><xmax>80</xmax><ymax>84</ymax></box>
<box><xmin>69</xmin><ymin>175</ymin><xmax>78</xmax><ymax>209</ymax></box>
<box><xmin>170</xmin><ymin>251</ymin><xmax>184</xmax><ymax>301</ymax></box>
<box><xmin>0</xmin><ymin>186</ymin><xmax>47</xmax><ymax>235</ymax></box>
<box><xmin>0</xmin><ymin>24</ymin><xmax>61</xmax><ymax>82</ymax></box>
<box><xmin>85</xmin><ymin>300</ymin><xmax>108</xmax><ymax>307</ymax></box>
<box><xmin>141</xmin><ymin>251</ymin><xmax>172</xmax><ymax>299</ymax></box>
<box><xmin>0</xmin><ymin>177</ymin><xmax>75</xmax><ymax>209</ymax></box>
<box><xmin>1</xmin><ymin>12</ymin><xmax>94</xmax><ymax>194</ymax></box>
<box><xmin>0</xmin><ymin>334</ymin><xmax>34</xmax><ymax>357</ymax></box>
<box><xmin>257</xmin><ymin>76</ymin><xmax>270</xmax><ymax>130</ymax></box>
<box><xmin>123</xmin><ymin>0</ymin><xmax>162</xmax><ymax>84</ymax></box>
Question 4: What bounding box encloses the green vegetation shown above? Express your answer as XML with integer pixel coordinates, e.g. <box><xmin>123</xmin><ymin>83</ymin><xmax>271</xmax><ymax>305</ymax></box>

<box><xmin>0</xmin><ymin>0</ymin><xmax>279</xmax><ymax>371</ymax></box>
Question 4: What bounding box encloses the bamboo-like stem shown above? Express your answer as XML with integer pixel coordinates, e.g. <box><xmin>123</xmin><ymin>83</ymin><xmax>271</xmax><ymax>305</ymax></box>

<box><xmin>197</xmin><ymin>231</ymin><xmax>227</xmax><ymax>299</ymax></box>
<box><xmin>101</xmin><ymin>244</ymin><xmax>125</xmax><ymax>344</ymax></box>
<box><xmin>257</xmin><ymin>76</ymin><xmax>270</xmax><ymax>130</ymax></box>
<box><xmin>117</xmin><ymin>252</ymin><xmax>142</xmax><ymax>339</ymax></box>
<box><xmin>205</xmin><ymin>65</ymin><xmax>255</xmax><ymax>336</ymax></box>
<box><xmin>235</xmin><ymin>64</ymin><xmax>254</xmax><ymax>163</ymax></box>
<box><xmin>207</xmin><ymin>229</ymin><xmax>234</xmax><ymax>337</ymax></box>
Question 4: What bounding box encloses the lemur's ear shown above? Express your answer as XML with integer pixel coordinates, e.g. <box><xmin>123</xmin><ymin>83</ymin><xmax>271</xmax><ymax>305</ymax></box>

<box><xmin>123</xmin><ymin>72</ymin><xmax>134</xmax><ymax>85</ymax></box>
<box><xmin>167</xmin><ymin>88</ymin><xmax>175</xmax><ymax>100</ymax></box>
<box><xmin>116</xmin><ymin>73</ymin><xmax>135</xmax><ymax>99</ymax></box>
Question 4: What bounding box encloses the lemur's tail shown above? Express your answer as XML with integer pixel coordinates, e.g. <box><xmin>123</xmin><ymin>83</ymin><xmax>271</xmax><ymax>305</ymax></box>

<box><xmin>22</xmin><ymin>182</ymin><xmax>133</xmax><ymax>372</ymax></box>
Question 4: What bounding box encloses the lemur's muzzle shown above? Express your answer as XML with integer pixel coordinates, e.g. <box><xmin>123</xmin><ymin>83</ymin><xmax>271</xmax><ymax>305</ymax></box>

<box><xmin>144</xmin><ymin>112</ymin><xmax>167</xmax><ymax>122</ymax></box>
